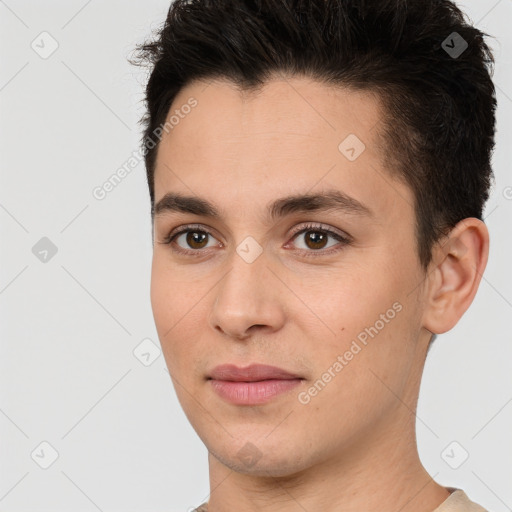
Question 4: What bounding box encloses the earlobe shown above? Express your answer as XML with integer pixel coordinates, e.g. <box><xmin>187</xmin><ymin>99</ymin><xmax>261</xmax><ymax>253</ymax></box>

<box><xmin>422</xmin><ymin>218</ymin><xmax>489</xmax><ymax>335</ymax></box>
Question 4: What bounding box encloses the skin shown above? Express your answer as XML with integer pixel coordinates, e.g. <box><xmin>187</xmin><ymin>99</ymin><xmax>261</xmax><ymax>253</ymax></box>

<box><xmin>149</xmin><ymin>75</ymin><xmax>489</xmax><ymax>512</ymax></box>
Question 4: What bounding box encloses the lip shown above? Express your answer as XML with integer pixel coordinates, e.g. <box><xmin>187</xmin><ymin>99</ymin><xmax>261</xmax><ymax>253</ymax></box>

<box><xmin>208</xmin><ymin>364</ymin><xmax>304</xmax><ymax>405</ymax></box>
<box><xmin>208</xmin><ymin>364</ymin><xmax>302</xmax><ymax>382</ymax></box>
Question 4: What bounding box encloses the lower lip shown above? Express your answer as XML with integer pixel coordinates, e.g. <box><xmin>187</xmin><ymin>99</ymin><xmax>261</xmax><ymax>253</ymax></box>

<box><xmin>209</xmin><ymin>378</ymin><xmax>303</xmax><ymax>405</ymax></box>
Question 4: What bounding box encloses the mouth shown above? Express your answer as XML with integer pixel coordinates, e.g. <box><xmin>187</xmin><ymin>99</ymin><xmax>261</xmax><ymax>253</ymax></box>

<box><xmin>207</xmin><ymin>364</ymin><xmax>304</xmax><ymax>405</ymax></box>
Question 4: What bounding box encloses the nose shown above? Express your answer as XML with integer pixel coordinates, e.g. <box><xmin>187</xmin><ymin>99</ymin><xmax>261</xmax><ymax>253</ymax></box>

<box><xmin>208</xmin><ymin>245</ymin><xmax>286</xmax><ymax>340</ymax></box>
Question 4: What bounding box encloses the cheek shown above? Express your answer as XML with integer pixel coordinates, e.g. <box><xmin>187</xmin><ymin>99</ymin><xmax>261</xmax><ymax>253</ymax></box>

<box><xmin>297</xmin><ymin>305</ymin><xmax>417</xmax><ymax>442</ymax></box>
<box><xmin>296</xmin><ymin>265</ymin><xmax>394</xmax><ymax>343</ymax></box>
<box><xmin>150</xmin><ymin>253</ymin><xmax>193</xmax><ymax>323</ymax></box>
<box><xmin>303</xmin><ymin>261</ymin><xmax>416</xmax><ymax>383</ymax></box>
<box><xmin>150</xmin><ymin>256</ymin><xmax>206</xmax><ymax>372</ymax></box>
<box><xmin>149</xmin><ymin>258</ymin><xmax>168</xmax><ymax>330</ymax></box>
<box><xmin>150</xmin><ymin>258</ymin><xmax>186</xmax><ymax>360</ymax></box>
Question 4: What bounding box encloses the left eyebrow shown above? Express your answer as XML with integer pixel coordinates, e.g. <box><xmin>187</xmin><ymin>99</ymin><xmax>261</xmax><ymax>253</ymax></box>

<box><xmin>152</xmin><ymin>189</ymin><xmax>375</xmax><ymax>222</ymax></box>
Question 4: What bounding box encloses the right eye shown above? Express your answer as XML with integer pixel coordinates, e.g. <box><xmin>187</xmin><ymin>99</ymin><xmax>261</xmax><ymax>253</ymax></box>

<box><xmin>161</xmin><ymin>224</ymin><xmax>222</xmax><ymax>255</ymax></box>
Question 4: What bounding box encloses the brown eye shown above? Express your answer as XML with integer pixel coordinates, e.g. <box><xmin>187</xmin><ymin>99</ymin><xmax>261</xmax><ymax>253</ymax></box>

<box><xmin>303</xmin><ymin>231</ymin><xmax>329</xmax><ymax>250</ymax></box>
<box><xmin>291</xmin><ymin>226</ymin><xmax>347</xmax><ymax>252</ymax></box>
<box><xmin>162</xmin><ymin>224</ymin><xmax>220</xmax><ymax>255</ymax></box>
<box><xmin>185</xmin><ymin>231</ymin><xmax>209</xmax><ymax>249</ymax></box>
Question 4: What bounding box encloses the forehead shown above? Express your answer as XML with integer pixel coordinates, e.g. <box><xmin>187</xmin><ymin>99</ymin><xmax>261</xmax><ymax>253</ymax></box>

<box><xmin>162</xmin><ymin>75</ymin><xmax>383</xmax><ymax>149</ymax></box>
<box><xmin>153</xmin><ymin>76</ymin><xmax>413</xmax><ymax>223</ymax></box>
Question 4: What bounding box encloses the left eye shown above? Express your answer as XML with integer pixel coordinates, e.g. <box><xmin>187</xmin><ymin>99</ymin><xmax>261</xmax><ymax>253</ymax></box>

<box><xmin>290</xmin><ymin>227</ymin><xmax>347</xmax><ymax>251</ymax></box>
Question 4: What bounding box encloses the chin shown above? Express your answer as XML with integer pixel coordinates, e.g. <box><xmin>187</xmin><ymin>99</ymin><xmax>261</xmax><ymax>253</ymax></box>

<box><xmin>209</xmin><ymin>439</ymin><xmax>313</xmax><ymax>478</ymax></box>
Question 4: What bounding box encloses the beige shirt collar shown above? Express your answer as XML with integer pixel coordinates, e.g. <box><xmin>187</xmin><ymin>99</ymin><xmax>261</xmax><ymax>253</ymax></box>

<box><xmin>193</xmin><ymin>487</ymin><xmax>488</xmax><ymax>512</ymax></box>
<box><xmin>432</xmin><ymin>487</ymin><xmax>488</xmax><ymax>512</ymax></box>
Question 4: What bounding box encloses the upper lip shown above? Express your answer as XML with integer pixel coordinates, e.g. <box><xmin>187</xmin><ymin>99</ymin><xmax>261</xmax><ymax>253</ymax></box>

<box><xmin>209</xmin><ymin>364</ymin><xmax>302</xmax><ymax>382</ymax></box>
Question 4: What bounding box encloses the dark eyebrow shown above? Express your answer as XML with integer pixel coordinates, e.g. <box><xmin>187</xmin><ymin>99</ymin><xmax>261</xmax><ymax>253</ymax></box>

<box><xmin>152</xmin><ymin>189</ymin><xmax>374</xmax><ymax>221</ymax></box>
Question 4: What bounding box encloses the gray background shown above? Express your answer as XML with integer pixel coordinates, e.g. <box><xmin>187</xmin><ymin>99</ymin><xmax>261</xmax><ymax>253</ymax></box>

<box><xmin>0</xmin><ymin>1</ymin><xmax>511</xmax><ymax>511</ymax></box>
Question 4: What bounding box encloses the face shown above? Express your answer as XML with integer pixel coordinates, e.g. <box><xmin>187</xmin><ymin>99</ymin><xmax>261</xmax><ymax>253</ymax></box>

<box><xmin>150</xmin><ymin>76</ymin><xmax>432</xmax><ymax>477</ymax></box>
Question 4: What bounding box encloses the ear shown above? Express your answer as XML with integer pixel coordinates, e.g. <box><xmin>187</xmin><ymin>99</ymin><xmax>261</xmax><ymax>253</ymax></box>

<box><xmin>421</xmin><ymin>218</ymin><xmax>489</xmax><ymax>335</ymax></box>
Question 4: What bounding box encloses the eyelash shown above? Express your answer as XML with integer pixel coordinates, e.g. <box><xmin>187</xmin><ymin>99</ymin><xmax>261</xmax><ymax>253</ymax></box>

<box><xmin>160</xmin><ymin>222</ymin><xmax>352</xmax><ymax>258</ymax></box>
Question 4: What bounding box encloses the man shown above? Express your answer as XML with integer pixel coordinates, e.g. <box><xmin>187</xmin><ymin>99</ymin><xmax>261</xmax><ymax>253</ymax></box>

<box><xmin>132</xmin><ymin>0</ymin><xmax>496</xmax><ymax>510</ymax></box>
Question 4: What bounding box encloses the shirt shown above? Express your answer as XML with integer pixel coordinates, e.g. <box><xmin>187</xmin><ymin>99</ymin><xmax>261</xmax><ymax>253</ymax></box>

<box><xmin>432</xmin><ymin>488</ymin><xmax>488</xmax><ymax>512</ymax></box>
<box><xmin>192</xmin><ymin>487</ymin><xmax>489</xmax><ymax>511</ymax></box>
